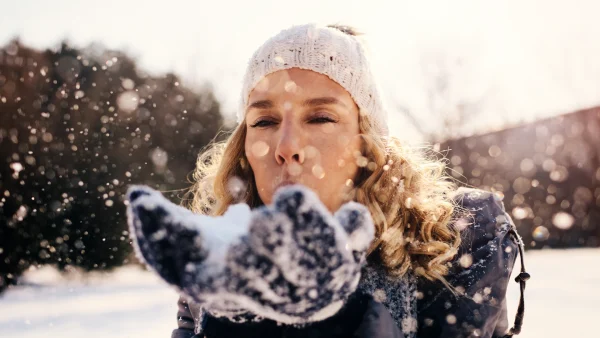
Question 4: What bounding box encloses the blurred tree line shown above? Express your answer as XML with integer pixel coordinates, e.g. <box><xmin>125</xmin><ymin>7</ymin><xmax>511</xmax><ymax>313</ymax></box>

<box><xmin>0</xmin><ymin>40</ymin><xmax>223</xmax><ymax>292</ymax></box>
<box><xmin>441</xmin><ymin>106</ymin><xmax>600</xmax><ymax>249</ymax></box>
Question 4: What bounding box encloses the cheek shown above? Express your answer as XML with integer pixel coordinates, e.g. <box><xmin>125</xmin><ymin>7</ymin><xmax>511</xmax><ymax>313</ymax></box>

<box><xmin>319</xmin><ymin>134</ymin><xmax>361</xmax><ymax>178</ymax></box>
<box><xmin>245</xmin><ymin>137</ymin><xmax>275</xmax><ymax>199</ymax></box>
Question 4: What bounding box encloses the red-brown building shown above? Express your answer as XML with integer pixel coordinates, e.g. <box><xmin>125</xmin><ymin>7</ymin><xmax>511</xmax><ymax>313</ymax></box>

<box><xmin>441</xmin><ymin>106</ymin><xmax>600</xmax><ymax>249</ymax></box>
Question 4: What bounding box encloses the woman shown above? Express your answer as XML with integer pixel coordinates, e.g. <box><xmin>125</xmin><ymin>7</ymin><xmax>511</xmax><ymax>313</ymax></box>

<box><xmin>126</xmin><ymin>23</ymin><xmax>527</xmax><ymax>338</ymax></box>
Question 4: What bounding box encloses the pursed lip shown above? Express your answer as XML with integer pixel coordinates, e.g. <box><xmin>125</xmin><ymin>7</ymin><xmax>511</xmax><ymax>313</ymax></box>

<box><xmin>275</xmin><ymin>174</ymin><xmax>304</xmax><ymax>191</ymax></box>
<box><xmin>275</xmin><ymin>180</ymin><xmax>296</xmax><ymax>191</ymax></box>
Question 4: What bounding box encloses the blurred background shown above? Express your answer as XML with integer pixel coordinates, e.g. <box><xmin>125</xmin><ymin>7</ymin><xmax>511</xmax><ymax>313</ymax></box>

<box><xmin>1</xmin><ymin>0</ymin><xmax>599</xmax><ymax>337</ymax></box>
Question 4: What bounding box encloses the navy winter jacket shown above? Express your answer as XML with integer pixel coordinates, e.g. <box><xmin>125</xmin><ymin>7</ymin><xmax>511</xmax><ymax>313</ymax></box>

<box><xmin>167</xmin><ymin>188</ymin><xmax>523</xmax><ymax>338</ymax></box>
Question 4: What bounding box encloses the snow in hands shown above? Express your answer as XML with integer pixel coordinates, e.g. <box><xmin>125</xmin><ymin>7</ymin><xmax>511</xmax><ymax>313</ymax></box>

<box><xmin>126</xmin><ymin>184</ymin><xmax>375</xmax><ymax>324</ymax></box>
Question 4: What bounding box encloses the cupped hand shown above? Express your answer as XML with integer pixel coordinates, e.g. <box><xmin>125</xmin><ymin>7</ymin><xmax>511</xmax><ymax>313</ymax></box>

<box><xmin>126</xmin><ymin>184</ymin><xmax>374</xmax><ymax>324</ymax></box>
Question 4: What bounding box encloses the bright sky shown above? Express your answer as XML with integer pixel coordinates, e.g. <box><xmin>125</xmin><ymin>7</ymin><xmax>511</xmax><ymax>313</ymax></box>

<box><xmin>2</xmin><ymin>0</ymin><xmax>600</xmax><ymax>141</ymax></box>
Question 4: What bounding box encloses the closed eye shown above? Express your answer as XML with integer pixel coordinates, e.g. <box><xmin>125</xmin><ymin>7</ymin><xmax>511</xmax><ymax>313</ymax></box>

<box><xmin>250</xmin><ymin>119</ymin><xmax>277</xmax><ymax>128</ymax></box>
<box><xmin>309</xmin><ymin>116</ymin><xmax>337</xmax><ymax>124</ymax></box>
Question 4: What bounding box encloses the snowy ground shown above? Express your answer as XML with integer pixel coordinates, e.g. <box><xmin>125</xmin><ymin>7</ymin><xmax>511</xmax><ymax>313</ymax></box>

<box><xmin>1</xmin><ymin>248</ymin><xmax>598</xmax><ymax>338</ymax></box>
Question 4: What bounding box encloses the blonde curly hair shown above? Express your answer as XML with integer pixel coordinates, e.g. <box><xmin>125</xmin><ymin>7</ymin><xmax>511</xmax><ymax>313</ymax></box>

<box><xmin>182</xmin><ymin>110</ymin><xmax>461</xmax><ymax>282</ymax></box>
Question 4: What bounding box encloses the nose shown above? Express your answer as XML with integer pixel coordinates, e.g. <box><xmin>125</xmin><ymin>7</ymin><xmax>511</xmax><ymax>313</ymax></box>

<box><xmin>274</xmin><ymin>121</ymin><xmax>305</xmax><ymax>165</ymax></box>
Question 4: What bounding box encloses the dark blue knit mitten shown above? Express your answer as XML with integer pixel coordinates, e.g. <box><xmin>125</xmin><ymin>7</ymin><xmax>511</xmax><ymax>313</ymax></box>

<box><xmin>126</xmin><ymin>184</ymin><xmax>374</xmax><ymax>324</ymax></box>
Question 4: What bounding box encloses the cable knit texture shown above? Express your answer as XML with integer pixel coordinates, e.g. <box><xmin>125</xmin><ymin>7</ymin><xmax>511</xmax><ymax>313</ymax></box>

<box><xmin>237</xmin><ymin>23</ymin><xmax>389</xmax><ymax>136</ymax></box>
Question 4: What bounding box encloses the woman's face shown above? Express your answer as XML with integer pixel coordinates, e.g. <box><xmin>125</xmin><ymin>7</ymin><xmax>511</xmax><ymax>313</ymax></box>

<box><xmin>244</xmin><ymin>68</ymin><xmax>362</xmax><ymax>212</ymax></box>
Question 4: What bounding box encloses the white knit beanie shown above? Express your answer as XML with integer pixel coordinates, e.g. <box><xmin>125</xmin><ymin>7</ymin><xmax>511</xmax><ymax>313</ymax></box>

<box><xmin>237</xmin><ymin>23</ymin><xmax>389</xmax><ymax>136</ymax></box>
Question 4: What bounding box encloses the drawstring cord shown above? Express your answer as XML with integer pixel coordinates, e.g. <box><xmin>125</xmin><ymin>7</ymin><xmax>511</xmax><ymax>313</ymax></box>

<box><xmin>502</xmin><ymin>228</ymin><xmax>530</xmax><ymax>337</ymax></box>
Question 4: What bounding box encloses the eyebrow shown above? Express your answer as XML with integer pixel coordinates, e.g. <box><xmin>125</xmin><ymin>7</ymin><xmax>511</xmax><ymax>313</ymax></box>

<box><xmin>302</xmin><ymin>97</ymin><xmax>346</xmax><ymax>108</ymax></box>
<box><xmin>246</xmin><ymin>97</ymin><xmax>346</xmax><ymax>113</ymax></box>
<box><xmin>246</xmin><ymin>100</ymin><xmax>274</xmax><ymax>111</ymax></box>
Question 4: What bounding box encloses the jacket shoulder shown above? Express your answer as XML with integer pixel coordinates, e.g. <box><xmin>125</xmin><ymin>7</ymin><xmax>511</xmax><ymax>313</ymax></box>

<box><xmin>451</xmin><ymin>187</ymin><xmax>514</xmax><ymax>241</ymax></box>
<box><xmin>452</xmin><ymin>187</ymin><xmax>509</xmax><ymax>216</ymax></box>
<box><xmin>416</xmin><ymin>187</ymin><xmax>519</xmax><ymax>337</ymax></box>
